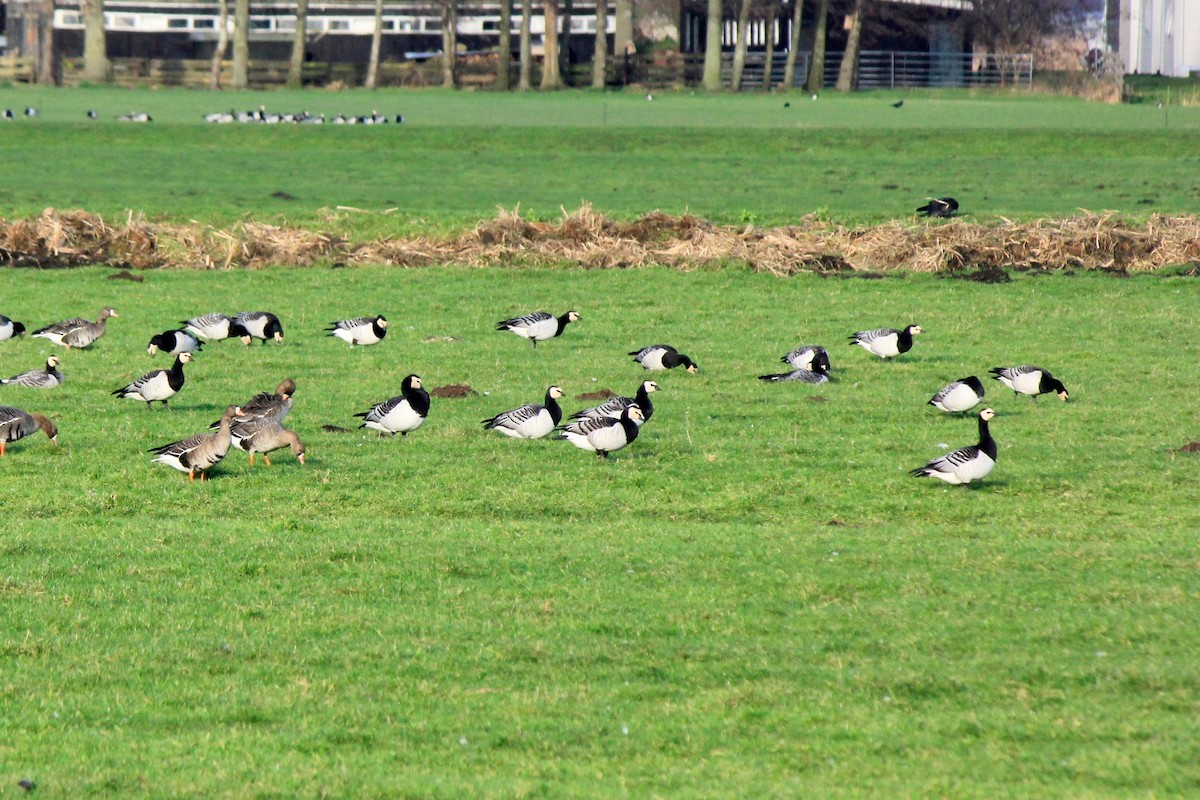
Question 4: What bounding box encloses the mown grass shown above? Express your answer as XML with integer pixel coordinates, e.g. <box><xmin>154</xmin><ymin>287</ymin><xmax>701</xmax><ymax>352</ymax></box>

<box><xmin>0</xmin><ymin>87</ymin><xmax>1198</xmax><ymax>234</ymax></box>
<box><xmin>2</xmin><ymin>264</ymin><xmax>1199</xmax><ymax>796</ymax></box>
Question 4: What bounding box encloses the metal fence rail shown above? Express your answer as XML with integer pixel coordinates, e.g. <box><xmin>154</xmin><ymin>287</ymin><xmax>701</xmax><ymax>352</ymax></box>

<box><xmin>717</xmin><ymin>50</ymin><xmax>1033</xmax><ymax>90</ymax></box>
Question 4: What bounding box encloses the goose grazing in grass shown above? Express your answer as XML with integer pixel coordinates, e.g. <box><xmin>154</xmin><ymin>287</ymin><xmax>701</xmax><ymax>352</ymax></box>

<box><xmin>149</xmin><ymin>405</ymin><xmax>244</xmax><ymax>481</ymax></box>
<box><xmin>482</xmin><ymin>385</ymin><xmax>566</xmax><ymax>439</ymax></box>
<box><xmin>230</xmin><ymin>417</ymin><xmax>306</xmax><ymax>466</ymax></box>
<box><xmin>848</xmin><ymin>324</ymin><xmax>922</xmax><ymax>359</ymax></box>
<box><xmin>235</xmin><ymin>311</ymin><xmax>284</xmax><ymax>344</ymax></box>
<box><xmin>182</xmin><ymin>313</ymin><xmax>245</xmax><ymax>341</ymax></box>
<box><xmin>781</xmin><ymin>344</ymin><xmax>830</xmax><ymax>373</ymax></box>
<box><xmin>147</xmin><ymin>329</ymin><xmax>203</xmax><ymax>356</ymax></box>
<box><xmin>212</xmin><ymin>379</ymin><xmax>296</xmax><ymax>429</ymax></box>
<box><xmin>33</xmin><ymin>307</ymin><xmax>118</xmax><ymax>349</ymax></box>
<box><xmin>629</xmin><ymin>344</ymin><xmax>698</xmax><ymax>373</ymax></box>
<box><xmin>910</xmin><ymin>408</ymin><xmax>997</xmax><ymax>485</ymax></box>
<box><xmin>355</xmin><ymin>374</ymin><xmax>430</xmax><ymax>437</ymax></box>
<box><xmin>928</xmin><ymin>376</ymin><xmax>986</xmax><ymax>414</ymax></box>
<box><xmin>0</xmin><ymin>314</ymin><xmax>25</xmax><ymax>341</ymax></box>
<box><xmin>2</xmin><ymin>356</ymin><xmax>65</xmax><ymax>389</ymax></box>
<box><xmin>917</xmin><ymin>197</ymin><xmax>959</xmax><ymax>218</ymax></box>
<box><xmin>113</xmin><ymin>352</ymin><xmax>192</xmax><ymax>409</ymax></box>
<box><xmin>758</xmin><ymin>362</ymin><xmax>829</xmax><ymax>384</ymax></box>
<box><xmin>0</xmin><ymin>406</ymin><xmax>58</xmax><ymax>456</ymax></box>
<box><xmin>570</xmin><ymin>380</ymin><xmax>659</xmax><ymax>424</ymax></box>
<box><xmin>496</xmin><ymin>310</ymin><xmax>580</xmax><ymax>348</ymax></box>
<box><xmin>989</xmin><ymin>365</ymin><xmax>1069</xmax><ymax>402</ymax></box>
<box><xmin>327</xmin><ymin>315</ymin><xmax>388</xmax><ymax>346</ymax></box>
<box><xmin>555</xmin><ymin>404</ymin><xmax>644</xmax><ymax>458</ymax></box>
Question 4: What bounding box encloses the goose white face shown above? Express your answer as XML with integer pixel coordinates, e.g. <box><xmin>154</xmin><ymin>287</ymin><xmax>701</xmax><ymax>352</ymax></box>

<box><xmin>180</xmin><ymin>352</ymin><xmax>193</xmax><ymax>364</ymax></box>
<box><xmin>566</xmin><ymin>311</ymin><xmax>581</xmax><ymax>322</ymax></box>
<box><xmin>1057</xmin><ymin>391</ymin><xmax>1069</xmax><ymax>402</ymax></box>
<box><xmin>980</xmin><ymin>407</ymin><xmax>996</xmax><ymax>421</ymax></box>
<box><xmin>628</xmin><ymin>405</ymin><xmax>645</xmax><ymax>423</ymax></box>
<box><xmin>549</xmin><ymin>386</ymin><xmax>565</xmax><ymax>399</ymax></box>
<box><xmin>909</xmin><ymin>325</ymin><xmax>924</xmax><ymax>335</ymax></box>
<box><xmin>48</xmin><ymin>356</ymin><xmax>61</xmax><ymax>367</ymax></box>
<box><xmin>378</xmin><ymin>318</ymin><xmax>389</xmax><ymax>328</ymax></box>
<box><xmin>410</xmin><ymin>376</ymin><xmax>423</xmax><ymax>389</ymax></box>
<box><xmin>645</xmin><ymin>381</ymin><xmax>660</xmax><ymax>393</ymax></box>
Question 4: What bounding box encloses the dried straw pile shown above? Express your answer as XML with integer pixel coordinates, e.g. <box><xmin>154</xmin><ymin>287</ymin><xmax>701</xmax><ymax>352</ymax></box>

<box><xmin>2</xmin><ymin>206</ymin><xmax>1198</xmax><ymax>274</ymax></box>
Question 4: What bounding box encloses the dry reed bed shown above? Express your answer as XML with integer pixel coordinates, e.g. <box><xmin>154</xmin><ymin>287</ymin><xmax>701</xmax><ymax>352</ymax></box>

<box><xmin>2</xmin><ymin>206</ymin><xmax>1198</xmax><ymax>274</ymax></box>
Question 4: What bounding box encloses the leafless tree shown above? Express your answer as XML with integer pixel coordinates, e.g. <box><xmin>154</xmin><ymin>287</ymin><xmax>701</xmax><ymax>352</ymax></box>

<box><xmin>702</xmin><ymin>0</ymin><xmax>723</xmax><ymax>90</ymax></box>
<box><xmin>81</xmin><ymin>0</ymin><xmax>110</xmax><ymax>83</ymax></box>
<box><xmin>967</xmin><ymin>0</ymin><xmax>1089</xmax><ymax>54</ymax></box>
<box><xmin>441</xmin><ymin>0</ymin><xmax>459</xmax><ymax>87</ymax></box>
<box><xmin>286</xmin><ymin>0</ymin><xmax>309</xmax><ymax>88</ymax></box>
<box><xmin>560</xmin><ymin>0</ymin><xmax>574</xmax><ymax>84</ymax></box>
<box><xmin>231</xmin><ymin>0</ymin><xmax>249</xmax><ymax>89</ymax></box>
<box><xmin>365</xmin><ymin>0</ymin><xmax>385</xmax><ymax>89</ymax></box>
<box><xmin>835</xmin><ymin>0</ymin><xmax>865</xmax><ymax>91</ymax></box>
<box><xmin>730</xmin><ymin>0</ymin><xmax>752</xmax><ymax>91</ymax></box>
<box><xmin>762</xmin><ymin>1</ymin><xmax>777</xmax><ymax>90</ymax></box>
<box><xmin>804</xmin><ymin>0</ymin><xmax>829</xmax><ymax>94</ymax></box>
<box><xmin>592</xmin><ymin>0</ymin><xmax>609</xmax><ymax>88</ymax></box>
<box><xmin>518</xmin><ymin>0</ymin><xmax>533</xmax><ymax>89</ymax></box>
<box><xmin>541</xmin><ymin>0</ymin><xmax>563</xmax><ymax>88</ymax></box>
<box><xmin>496</xmin><ymin>0</ymin><xmax>513</xmax><ymax>89</ymax></box>
<box><xmin>209</xmin><ymin>0</ymin><xmax>230</xmax><ymax>88</ymax></box>
<box><xmin>782</xmin><ymin>0</ymin><xmax>804</xmax><ymax>90</ymax></box>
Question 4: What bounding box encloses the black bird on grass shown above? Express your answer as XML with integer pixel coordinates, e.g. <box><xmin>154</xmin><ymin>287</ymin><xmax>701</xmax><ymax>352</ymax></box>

<box><xmin>916</xmin><ymin>197</ymin><xmax>959</xmax><ymax>218</ymax></box>
<box><xmin>891</xmin><ymin>100</ymin><xmax>904</xmax><ymax>108</ymax></box>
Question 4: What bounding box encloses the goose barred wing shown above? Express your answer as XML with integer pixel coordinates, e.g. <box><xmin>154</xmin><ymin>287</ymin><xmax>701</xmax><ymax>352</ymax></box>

<box><xmin>849</xmin><ymin>328</ymin><xmax>897</xmax><ymax>344</ymax></box>
<box><xmin>357</xmin><ymin>395</ymin><xmax>404</xmax><ymax>423</ymax></box>
<box><xmin>35</xmin><ymin>317</ymin><xmax>89</xmax><ymax>336</ymax></box>
<box><xmin>569</xmin><ymin>396</ymin><xmax>632</xmax><ymax>420</ymax></box>
<box><xmin>485</xmin><ymin>403</ymin><xmax>542</xmax><ymax>428</ymax></box>
<box><xmin>910</xmin><ymin>444</ymin><xmax>982</xmax><ymax>476</ymax></box>
<box><xmin>496</xmin><ymin>311</ymin><xmax>551</xmax><ymax>329</ymax></box>
<box><xmin>558</xmin><ymin>415</ymin><xmax>618</xmax><ymax>436</ymax></box>
<box><xmin>148</xmin><ymin>431</ymin><xmax>209</xmax><ymax>457</ymax></box>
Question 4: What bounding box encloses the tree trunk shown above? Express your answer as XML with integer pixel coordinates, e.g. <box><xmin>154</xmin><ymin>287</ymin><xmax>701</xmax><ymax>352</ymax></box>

<box><xmin>701</xmin><ymin>0</ymin><xmax>722</xmax><ymax>91</ymax></box>
<box><xmin>518</xmin><ymin>0</ymin><xmax>532</xmax><ymax>89</ymax></box>
<box><xmin>441</xmin><ymin>0</ymin><xmax>458</xmax><ymax>88</ymax></box>
<box><xmin>81</xmin><ymin>0</ymin><xmax>110</xmax><ymax>83</ymax></box>
<box><xmin>365</xmin><ymin>0</ymin><xmax>384</xmax><ymax>89</ymax></box>
<box><xmin>782</xmin><ymin>0</ymin><xmax>803</xmax><ymax>90</ymax></box>
<box><xmin>232</xmin><ymin>0</ymin><xmax>250</xmax><ymax>89</ymax></box>
<box><xmin>540</xmin><ymin>1</ymin><xmax>563</xmax><ymax>89</ymax></box>
<box><xmin>210</xmin><ymin>0</ymin><xmax>230</xmax><ymax>89</ymax></box>
<box><xmin>835</xmin><ymin>0</ymin><xmax>864</xmax><ymax>91</ymax></box>
<box><xmin>805</xmin><ymin>0</ymin><xmax>829</xmax><ymax>94</ymax></box>
<box><xmin>495</xmin><ymin>0</ymin><xmax>512</xmax><ymax>89</ymax></box>
<box><xmin>36</xmin><ymin>0</ymin><xmax>56</xmax><ymax>85</ymax></box>
<box><xmin>591</xmin><ymin>0</ymin><xmax>608</xmax><ymax>88</ymax></box>
<box><xmin>730</xmin><ymin>0</ymin><xmax>751</xmax><ymax>92</ymax></box>
<box><xmin>614</xmin><ymin>0</ymin><xmax>633</xmax><ymax>61</ymax></box>
<box><xmin>286</xmin><ymin>0</ymin><xmax>309</xmax><ymax>88</ymax></box>
<box><xmin>560</xmin><ymin>0</ymin><xmax>573</xmax><ymax>85</ymax></box>
<box><xmin>762</xmin><ymin>3</ymin><xmax>776</xmax><ymax>90</ymax></box>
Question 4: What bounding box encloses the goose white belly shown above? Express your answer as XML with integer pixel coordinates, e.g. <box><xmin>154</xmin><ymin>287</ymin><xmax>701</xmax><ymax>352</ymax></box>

<box><xmin>932</xmin><ymin>382</ymin><xmax>982</xmax><ymax>413</ymax></box>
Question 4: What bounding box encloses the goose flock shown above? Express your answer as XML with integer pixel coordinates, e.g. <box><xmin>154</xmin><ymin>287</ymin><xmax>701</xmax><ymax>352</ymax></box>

<box><xmin>0</xmin><ymin>300</ymin><xmax>1071</xmax><ymax>486</ymax></box>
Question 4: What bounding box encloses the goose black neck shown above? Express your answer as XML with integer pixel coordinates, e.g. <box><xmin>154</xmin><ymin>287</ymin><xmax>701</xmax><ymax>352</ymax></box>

<box><xmin>404</xmin><ymin>383</ymin><xmax>431</xmax><ymax>417</ymax></box>
<box><xmin>978</xmin><ymin>415</ymin><xmax>997</xmax><ymax>461</ymax></box>
<box><xmin>634</xmin><ymin>386</ymin><xmax>655</xmax><ymax>421</ymax></box>
<box><xmin>545</xmin><ymin>391</ymin><xmax>563</xmax><ymax>426</ymax></box>
<box><xmin>897</xmin><ymin>329</ymin><xmax>913</xmax><ymax>353</ymax></box>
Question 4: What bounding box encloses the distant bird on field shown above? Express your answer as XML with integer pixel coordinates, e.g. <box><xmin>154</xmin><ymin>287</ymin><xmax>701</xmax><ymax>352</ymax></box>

<box><xmin>910</xmin><ymin>408</ymin><xmax>998</xmax><ymax>485</ymax></box>
<box><xmin>235</xmin><ymin>311</ymin><xmax>284</xmax><ymax>344</ymax></box>
<box><xmin>326</xmin><ymin>315</ymin><xmax>388</xmax><ymax>346</ymax></box>
<box><xmin>759</xmin><ymin>364</ymin><xmax>829</xmax><ymax>384</ymax></box>
<box><xmin>24</xmin><ymin>107</ymin><xmax>37</xmax><ymax>117</ymax></box>
<box><xmin>150</xmin><ymin>405</ymin><xmax>244</xmax><ymax>480</ymax></box>
<box><xmin>0</xmin><ymin>406</ymin><xmax>58</xmax><ymax>456</ymax></box>
<box><xmin>355</xmin><ymin>374</ymin><xmax>430</xmax><ymax>437</ymax></box>
<box><xmin>182</xmin><ymin>313</ymin><xmax>245</xmax><ymax>341</ymax></box>
<box><xmin>116</xmin><ymin>112</ymin><xmax>153</xmax><ymax>122</ymax></box>
<box><xmin>556</xmin><ymin>404</ymin><xmax>644</xmax><ymax>458</ymax></box>
<box><xmin>496</xmin><ymin>310</ymin><xmax>580</xmax><ymax>348</ymax></box>
<box><xmin>482</xmin><ymin>385</ymin><xmax>566</xmax><ymax>439</ymax></box>
<box><xmin>0</xmin><ymin>314</ymin><xmax>26</xmax><ymax>341</ymax></box>
<box><xmin>891</xmin><ymin>100</ymin><xmax>904</xmax><ymax>108</ymax></box>
<box><xmin>32</xmin><ymin>307</ymin><xmax>118</xmax><ymax>349</ymax></box>
<box><xmin>848</xmin><ymin>324</ymin><xmax>923</xmax><ymax>359</ymax></box>
<box><xmin>629</xmin><ymin>344</ymin><xmax>698</xmax><ymax>373</ymax></box>
<box><xmin>113</xmin><ymin>352</ymin><xmax>192</xmax><ymax>409</ymax></box>
<box><xmin>989</xmin><ymin>365</ymin><xmax>1069</xmax><ymax>401</ymax></box>
<box><xmin>570</xmin><ymin>380</ymin><xmax>659</xmax><ymax>424</ymax></box>
<box><xmin>147</xmin><ymin>329</ymin><xmax>203</xmax><ymax>357</ymax></box>
<box><xmin>2</xmin><ymin>356</ymin><xmax>65</xmax><ymax>389</ymax></box>
<box><xmin>916</xmin><ymin>197</ymin><xmax>959</xmax><ymax>218</ymax></box>
<box><xmin>928</xmin><ymin>376</ymin><xmax>986</xmax><ymax>414</ymax></box>
<box><xmin>87</xmin><ymin>109</ymin><xmax>99</xmax><ymax>120</ymax></box>
<box><xmin>2</xmin><ymin>110</ymin><xmax>13</xmax><ymax>120</ymax></box>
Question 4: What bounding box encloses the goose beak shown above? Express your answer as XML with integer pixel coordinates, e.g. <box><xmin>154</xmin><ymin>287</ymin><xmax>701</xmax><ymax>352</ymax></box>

<box><xmin>687</xmin><ymin>365</ymin><xmax>698</xmax><ymax>373</ymax></box>
<box><xmin>240</xmin><ymin>335</ymin><xmax>252</xmax><ymax>346</ymax></box>
<box><xmin>50</xmin><ymin>435</ymin><xmax>58</xmax><ymax>445</ymax></box>
<box><xmin>298</xmin><ymin>453</ymin><xmax>306</xmax><ymax>465</ymax></box>
<box><xmin>1058</xmin><ymin>391</ymin><xmax>1069</xmax><ymax>402</ymax></box>
<box><xmin>274</xmin><ymin>332</ymin><xmax>283</xmax><ymax>343</ymax></box>
<box><xmin>147</xmin><ymin>344</ymin><xmax>157</xmax><ymax>355</ymax></box>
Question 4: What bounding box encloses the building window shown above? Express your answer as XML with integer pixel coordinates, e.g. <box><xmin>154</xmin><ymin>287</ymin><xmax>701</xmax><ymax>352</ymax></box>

<box><xmin>167</xmin><ymin>17</ymin><xmax>189</xmax><ymax>29</ymax></box>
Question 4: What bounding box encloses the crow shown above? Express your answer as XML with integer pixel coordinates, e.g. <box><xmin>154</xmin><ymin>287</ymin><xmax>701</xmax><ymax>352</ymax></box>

<box><xmin>917</xmin><ymin>197</ymin><xmax>959</xmax><ymax>218</ymax></box>
<box><xmin>892</xmin><ymin>100</ymin><xmax>904</xmax><ymax>108</ymax></box>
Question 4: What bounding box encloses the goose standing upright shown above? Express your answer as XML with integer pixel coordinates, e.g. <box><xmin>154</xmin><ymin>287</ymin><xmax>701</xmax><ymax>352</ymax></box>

<box><xmin>496</xmin><ymin>310</ymin><xmax>580</xmax><ymax>347</ymax></box>
<box><xmin>629</xmin><ymin>344</ymin><xmax>698</xmax><ymax>373</ymax></box>
<box><xmin>555</xmin><ymin>404</ymin><xmax>644</xmax><ymax>457</ymax></box>
<box><xmin>570</xmin><ymin>380</ymin><xmax>659</xmax><ymax>424</ymax></box>
<box><xmin>355</xmin><ymin>374</ymin><xmax>430</xmax><ymax>436</ymax></box>
<box><xmin>113</xmin><ymin>352</ymin><xmax>192</xmax><ymax>408</ymax></box>
<box><xmin>2</xmin><ymin>356</ymin><xmax>65</xmax><ymax>388</ymax></box>
<box><xmin>928</xmin><ymin>376</ymin><xmax>986</xmax><ymax>414</ymax></box>
<box><xmin>0</xmin><ymin>406</ymin><xmax>58</xmax><ymax>456</ymax></box>
<box><xmin>326</xmin><ymin>315</ymin><xmax>388</xmax><ymax>346</ymax></box>
<box><xmin>147</xmin><ymin>329</ymin><xmax>203</xmax><ymax>356</ymax></box>
<box><xmin>149</xmin><ymin>405</ymin><xmax>245</xmax><ymax>480</ymax></box>
<box><xmin>482</xmin><ymin>386</ymin><xmax>566</xmax><ymax>439</ymax></box>
<box><xmin>234</xmin><ymin>311</ymin><xmax>284</xmax><ymax>344</ymax></box>
<box><xmin>32</xmin><ymin>308</ymin><xmax>118</xmax><ymax>349</ymax></box>
<box><xmin>910</xmin><ymin>408</ymin><xmax>998</xmax><ymax>485</ymax></box>
<box><xmin>989</xmin><ymin>366</ymin><xmax>1069</xmax><ymax>401</ymax></box>
<box><xmin>0</xmin><ymin>315</ymin><xmax>25</xmax><ymax>341</ymax></box>
<box><xmin>848</xmin><ymin>324</ymin><xmax>923</xmax><ymax>359</ymax></box>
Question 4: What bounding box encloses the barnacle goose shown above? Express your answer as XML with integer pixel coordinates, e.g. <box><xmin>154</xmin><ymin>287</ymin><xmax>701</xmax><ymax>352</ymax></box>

<box><xmin>917</xmin><ymin>197</ymin><xmax>958</xmax><ymax>218</ymax></box>
<box><xmin>848</xmin><ymin>324</ymin><xmax>922</xmax><ymax>358</ymax></box>
<box><xmin>355</xmin><ymin>374</ymin><xmax>430</xmax><ymax>436</ymax></box>
<box><xmin>496</xmin><ymin>310</ymin><xmax>580</xmax><ymax>347</ymax></box>
<box><xmin>482</xmin><ymin>386</ymin><xmax>566</xmax><ymax>439</ymax></box>
<box><xmin>235</xmin><ymin>311</ymin><xmax>284</xmax><ymax>344</ymax></box>
<box><xmin>147</xmin><ymin>329</ymin><xmax>203</xmax><ymax>357</ymax></box>
<box><xmin>113</xmin><ymin>353</ymin><xmax>192</xmax><ymax>408</ymax></box>
<box><xmin>555</xmin><ymin>404</ymin><xmax>644</xmax><ymax>457</ymax></box>
<box><xmin>326</xmin><ymin>315</ymin><xmax>388</xmax><ymax>346</ymax></box>
<box><xmin>629</xmin><ymin>344</ymin><xmax>698</xmax><ymax>373</ymax></box>
<box><xmin>781</xmin><ymin>344</ymin><xmax>830</xmax><ymax>373</ymax></box>
<box><xmin>569</xmin><ymin>380</ymin><xmax>658</xmax><ymax>424</ymax></box>
<box><xmin>182</xmin><ymin>313</ymin><xmax>246</xmax><ymax>341</ymax></box>
<box><xmin>0</xmin><ymin>315</ymin><xmax>24</xmax><ymax>341</ymax></box>
<box><xmin>928</xmin><ymin>376</ymin><xmax>986</xmax><ymax>414</ymax></box>
<box><xmin>2</xmin><ymin>356</ymin><xmax>65</xmax><ymax>389</ymax></box>
<box><xmin>989</xmin><ymin>366</ymin><xmax>1069</xmax><ymax>401</ymax></box>
<box><xmin>910</xmin><ymin>408</ymin><xmax>997</xmax><ymax>485</ymax></box>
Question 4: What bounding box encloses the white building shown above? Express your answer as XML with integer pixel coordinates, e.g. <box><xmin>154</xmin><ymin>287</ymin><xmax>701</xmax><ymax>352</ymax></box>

<box><xmin>1116</xmin><ymin>0</ymin><xmax>1200</xmax><ymax>76</ymax></box>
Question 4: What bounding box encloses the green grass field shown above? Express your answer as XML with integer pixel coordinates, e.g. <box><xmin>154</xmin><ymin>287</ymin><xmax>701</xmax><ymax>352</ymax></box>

<box><xmin>0</xmin><ymin>86</ymin><xmax>1198</xmax><ymax>233</ymax></box>
<box><xmin>2</xmin><ymin>88</ymin><xmax>1200</xmax><ymax>796</ymax></box>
